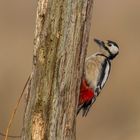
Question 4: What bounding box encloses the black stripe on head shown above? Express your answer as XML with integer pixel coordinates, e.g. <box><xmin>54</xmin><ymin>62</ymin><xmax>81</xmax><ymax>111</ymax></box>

<box><xmin>108</xmin><ymin>40</ymin><xmax>119</xmax><ymax>49</ymax></box>
<box><xmin>108</xmin><ymin>51</ymin><xmax>119</xmax><ymax>60</ymax></box>
<box><xmin>102</xmin><ymin>43</ymin><xmax>113</xmax><ymax>58</ymax></box>
<box><xmin>104</xmin><ymin>41</ymin><xmax>119</xmax><ymax>60</ymax></box>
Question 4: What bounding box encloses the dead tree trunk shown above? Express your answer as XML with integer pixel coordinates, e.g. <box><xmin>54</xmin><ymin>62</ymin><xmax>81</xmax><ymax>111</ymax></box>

<box><xmin>22</xmin><ymin>0</ymin><xmax>93</xmax><ymax>140</ymax></box>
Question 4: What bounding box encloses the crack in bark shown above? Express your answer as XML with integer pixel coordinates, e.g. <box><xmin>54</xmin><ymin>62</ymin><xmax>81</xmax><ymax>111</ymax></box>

<box><xmin>22</xmin><ymin>0</ymin><xmax>94</xmax><ymax>140</ymax></box>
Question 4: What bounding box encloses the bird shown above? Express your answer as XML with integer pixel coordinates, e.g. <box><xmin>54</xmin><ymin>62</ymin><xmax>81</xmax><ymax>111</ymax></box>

<box><xmin>77</xmin><ymin>38</ymin><xmax>119</xmax><ymax>116</ymax></box>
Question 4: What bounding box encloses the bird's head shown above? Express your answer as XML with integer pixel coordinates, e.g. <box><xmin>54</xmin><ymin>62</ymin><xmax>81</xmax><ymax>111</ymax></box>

<box><xmin>94</xmin><ymin>38</ymin><xmax>119</xmax><ymax>60</ymax></box>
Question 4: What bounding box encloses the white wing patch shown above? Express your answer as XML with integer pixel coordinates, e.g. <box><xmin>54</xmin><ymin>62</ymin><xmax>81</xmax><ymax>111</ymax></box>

<box><xmin>101</xmin><ymin>61</ymin><xmax>110</xmax><ymax>88</ymax></box>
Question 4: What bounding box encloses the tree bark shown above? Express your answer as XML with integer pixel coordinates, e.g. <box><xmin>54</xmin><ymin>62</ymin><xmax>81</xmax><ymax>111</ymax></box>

<box><xmin>22</xmin><ymin>0</ymin><xmax>93</xmax><ymax>140</ymax></box>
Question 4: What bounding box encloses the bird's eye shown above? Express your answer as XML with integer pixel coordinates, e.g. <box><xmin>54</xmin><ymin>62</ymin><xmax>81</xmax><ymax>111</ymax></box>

<box><xmin>108</xmin><ymin>43</ymin><xmax>112</xmax><ymax>47</ymax></box>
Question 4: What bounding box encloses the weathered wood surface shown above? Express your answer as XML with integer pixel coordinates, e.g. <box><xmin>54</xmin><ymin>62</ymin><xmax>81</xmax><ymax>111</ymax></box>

<box><xmin>22</xmin><ymin>0</ymin><xmax>93</xmax><ymax>140</ymax></box>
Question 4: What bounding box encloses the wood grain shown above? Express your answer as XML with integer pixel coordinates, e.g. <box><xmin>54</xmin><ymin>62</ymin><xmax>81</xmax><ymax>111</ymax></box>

<box><xmin>22</xmin><ymin>0</ymin><xmax>94</xmax><ymax>140</ymax></box>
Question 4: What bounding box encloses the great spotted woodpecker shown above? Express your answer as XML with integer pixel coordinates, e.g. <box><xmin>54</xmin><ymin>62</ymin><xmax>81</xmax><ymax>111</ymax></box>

<box><xmin>78</xmin><ymin>38</ymin><xmax>119</xmax><ymax>116</ymax></box>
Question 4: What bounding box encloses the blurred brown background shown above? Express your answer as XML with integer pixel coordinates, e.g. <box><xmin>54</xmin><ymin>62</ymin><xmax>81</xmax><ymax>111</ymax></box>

<box><xmin>0</xmin><ymin>0</ymin><xmax>140</xmax><ymax>140</ymax></box>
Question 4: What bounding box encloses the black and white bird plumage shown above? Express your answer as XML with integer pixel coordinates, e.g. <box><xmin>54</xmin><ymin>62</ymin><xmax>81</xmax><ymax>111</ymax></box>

<box><xmin>78</xmin><ymin>38</ymin><xmax>119</xmax><ymax>116</ymax></box>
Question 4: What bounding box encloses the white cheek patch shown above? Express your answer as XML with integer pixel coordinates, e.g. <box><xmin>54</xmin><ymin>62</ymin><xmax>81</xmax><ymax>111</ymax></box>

<box><xmin>109</xmin><ymin>44</ymin><xmax>119</xmax><ymax>54</ymax></box>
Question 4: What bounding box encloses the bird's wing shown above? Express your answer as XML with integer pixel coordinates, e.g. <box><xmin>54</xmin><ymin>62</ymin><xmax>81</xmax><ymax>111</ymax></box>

<box><xmin>85</xmin><ymin>55</ymin><xmax>111</xmax><ymax>95</ymax></box>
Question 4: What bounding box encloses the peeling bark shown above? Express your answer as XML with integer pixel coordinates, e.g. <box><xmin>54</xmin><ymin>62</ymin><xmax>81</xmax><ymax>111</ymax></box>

<box><xmin>22</xmin><ymin>0</ymin><xmax>94</xmax><ymax>140</ymax></box>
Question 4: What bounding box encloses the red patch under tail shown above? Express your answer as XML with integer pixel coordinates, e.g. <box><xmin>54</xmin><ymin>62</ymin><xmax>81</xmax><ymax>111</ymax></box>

<box><xmin>79</xmin><ymin>79</ymin><xmax>95</xmax><ymax>106</ymax></box>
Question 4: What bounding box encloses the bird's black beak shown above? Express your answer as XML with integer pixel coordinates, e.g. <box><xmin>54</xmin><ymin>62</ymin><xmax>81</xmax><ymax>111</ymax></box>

<box><xmin>94</xmin><ymin>38</ymin><xmax>104</xmax><ymax>48</ymax></box>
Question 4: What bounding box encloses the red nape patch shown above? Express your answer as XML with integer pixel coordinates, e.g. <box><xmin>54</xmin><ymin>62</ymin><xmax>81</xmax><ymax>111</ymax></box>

<box><xmin>79</xmin><ymin>79</ymin><xmax>95</xmax><ymax>105</ymax></box>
